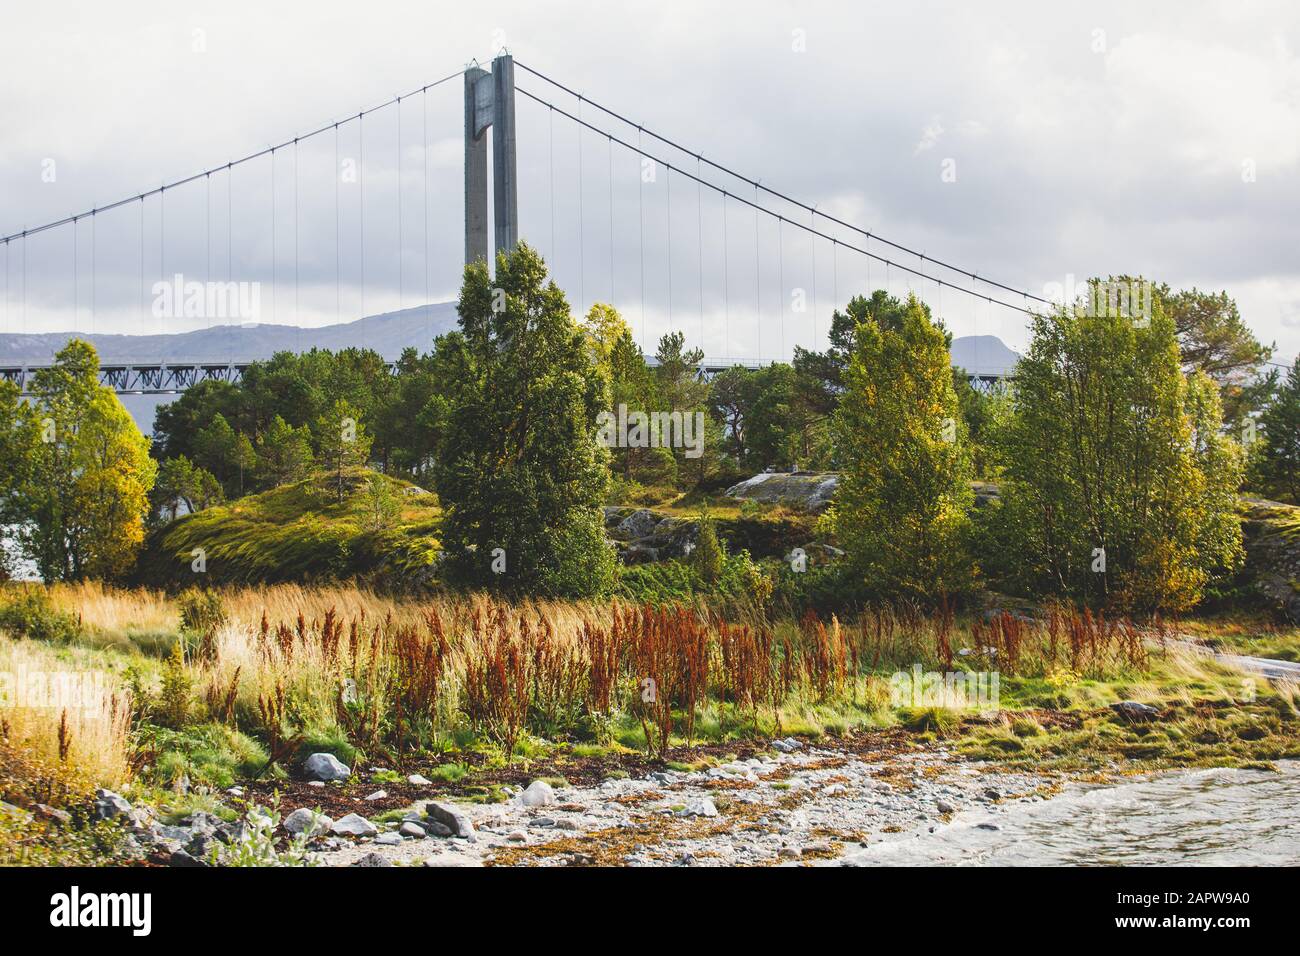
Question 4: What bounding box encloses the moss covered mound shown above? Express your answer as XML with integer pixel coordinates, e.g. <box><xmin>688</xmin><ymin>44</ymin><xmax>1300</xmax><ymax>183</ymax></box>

<box><xmin>132</xmin><ymin>469</ymin><xmax>441</xmax><ymax>588</ymax></box>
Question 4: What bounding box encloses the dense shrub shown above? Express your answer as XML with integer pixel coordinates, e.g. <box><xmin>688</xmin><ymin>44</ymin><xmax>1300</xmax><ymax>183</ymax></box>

<box><xmin>0</xmin><ymin>587</ymin><xmax>81</xmax><ymax>643</ymax></box>
<box><xmin>178</xmin><ymin>587</ymin><xmax>227</xmax><ymax>633</ymax></box>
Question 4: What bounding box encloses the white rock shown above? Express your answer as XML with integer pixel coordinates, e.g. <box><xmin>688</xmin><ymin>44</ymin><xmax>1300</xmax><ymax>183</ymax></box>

<box><xmin>675</xmin><ymin>797</ymin><xmax>719</xmax><ymax>818</ymax></box>
<box><xmin>375</xmin><ymin>832</ymin><xmax>403</xmax><ymax>846</ymax></box>
<box><xmin>331</xmin><ymin>813</ymin><xmax>379</xmax><ymax>837</ymax></box>
<box><xmin>516</xmin><ymin>780</ymin><xmax>556</xmax><ymax>808</ymax></box>
<box><xmin>407</xmin><ymin>774</ymin><xmax>432</xmax><ymax>786</ymax></box>
<box><xmin>364</xmin><ymin>790</ymin><xmax>388</xmax><ymax>801</ymax></box>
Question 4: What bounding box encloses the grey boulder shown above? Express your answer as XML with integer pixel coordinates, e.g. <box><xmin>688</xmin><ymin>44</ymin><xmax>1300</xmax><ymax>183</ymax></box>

<box><xmin>93</xmin><ymin>788</ymin><xmax>133</xmax><ymax>822</ymax></box>
<box><xmin>283</xmin><ymin>808</ymin><xmax>332</xmax><ymax>838</ymax></box>
<box><xmin>424</xmin><ymin>801</ymin><xmax>476</xmax><ymax>841</ymax></box>
<box><xmin>302</xmin><ymin>752</ymin><xmax>351</xmax><ymax>782</ymax></box>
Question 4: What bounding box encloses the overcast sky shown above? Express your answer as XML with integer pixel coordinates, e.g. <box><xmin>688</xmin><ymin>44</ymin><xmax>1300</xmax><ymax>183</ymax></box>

<box><xmin>1</xmin><ymin>0</ymin><xmax>1297</xmax><ymax>364</ymax></box>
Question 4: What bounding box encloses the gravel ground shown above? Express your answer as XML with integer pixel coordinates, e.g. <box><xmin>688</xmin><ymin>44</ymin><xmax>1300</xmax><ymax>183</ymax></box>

<box><xmin>308</xmin><ymin>740</ymin><xmax>1061</xmax><ymax>867</ymax></box>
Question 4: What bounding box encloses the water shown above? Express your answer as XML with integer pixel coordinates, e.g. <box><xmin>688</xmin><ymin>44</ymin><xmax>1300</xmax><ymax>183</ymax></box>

<box><xmin>847</xmin><ymin>760</ymin><xmax>1300</xmax><ymax>866</ymax></box>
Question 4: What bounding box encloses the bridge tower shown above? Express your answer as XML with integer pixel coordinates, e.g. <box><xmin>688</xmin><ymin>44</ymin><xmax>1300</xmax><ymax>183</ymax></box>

<box><xmin>464</xmin><ymin>54</ymin><xmax>518</xmax><ymax>268</ymax></box>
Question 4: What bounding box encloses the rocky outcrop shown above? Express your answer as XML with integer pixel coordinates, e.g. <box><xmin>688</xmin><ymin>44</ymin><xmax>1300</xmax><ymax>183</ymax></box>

<box><xmin>724</xmin><ymin>472</ymin><xmax>840</xmax><ymax>513</ymax></box>
<box><xmin>603</xmin><ymin>507</ymin><xmax>698</xmax><ymax>563</ymax></box>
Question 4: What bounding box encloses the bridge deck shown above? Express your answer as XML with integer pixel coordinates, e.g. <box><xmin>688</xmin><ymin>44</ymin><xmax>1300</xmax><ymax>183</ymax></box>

<box><xmin>2</xmin><ymin>360</ymin><xmax>1009</xmax><ymax>395</ymax></box>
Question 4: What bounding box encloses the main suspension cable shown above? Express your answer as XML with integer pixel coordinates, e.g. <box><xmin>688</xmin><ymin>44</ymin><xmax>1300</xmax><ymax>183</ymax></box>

<box><xmin>514</xmin><ymin>60</ymin><xmax>1050</xmax><ymax>308</ymax></box>
<box><xmin>517</xmin><ymin>87</ymin><xmax>1034</xmax><ymax>316</ymax></box>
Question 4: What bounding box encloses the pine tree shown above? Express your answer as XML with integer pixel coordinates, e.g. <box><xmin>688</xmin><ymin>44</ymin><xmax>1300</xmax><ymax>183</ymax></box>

<box><xmin>314</xmin><ymin>399</ymin><xmax>372</xmax><ymax>503</ymax></box>
<box><xmin>1252</xmin><ymin>357</ymin><xmax>1300</xmax><ymax>502</ymax></box>
<box><xmin>432</xmin><ymin>242</ymin><xmax>615</xmax><ymax>597</ymax></box>
<box><xmin>258</xmin><ymin>415</ymin><xmax>314</xmax><ymax>488</ymax></box>
<box><xmin>691</xmin><ymin>509</ymin><xmax>725</xmax><ymax>584</ymax></box>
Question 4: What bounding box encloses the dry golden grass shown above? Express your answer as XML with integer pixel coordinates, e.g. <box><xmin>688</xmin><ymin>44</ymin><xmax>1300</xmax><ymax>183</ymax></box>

<box><xmin>51</xmin><ymin>582</ymin><xmax>176</xmax><ymax>636</ymax></box>
<box><xmin>0</xmin><ymin>635</ymin><xmax>133</xmax><ymax>788</ymax></box>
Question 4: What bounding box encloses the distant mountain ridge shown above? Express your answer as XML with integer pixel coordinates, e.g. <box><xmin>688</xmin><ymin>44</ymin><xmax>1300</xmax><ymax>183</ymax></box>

<box><xmin>0</xmin><ymin>303</ymin><xmax>462</xmax><ymax>366</ymax></box>
<box><xmin>949</xmin><ymin>334</ymin><xmax>1021</xmax><ymax>377</ymax></box>
<box><xmin>1</xmin><ymin>304</ymin><xmax>1021</xmax><ymax>376</ymax></box>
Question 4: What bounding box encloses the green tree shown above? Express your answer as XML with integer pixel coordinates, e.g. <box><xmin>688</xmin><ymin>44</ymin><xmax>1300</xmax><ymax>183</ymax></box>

<box><xmin>654</xmin><ymin>331</ymin><xmax>718</xmax><ymax>485</ymax></box>
<box><xmin>380</xmin><ymin>348</ymin><xmax>441</xmax><ymax>483</ymax></box>
<box><xmin>606</xmin><ymin>327</ymin><xmax>665</xmax><ymax>483</ymax></box>
<box><xmin>952</xmin><ymin>371</ymin><xmax>1001</xmax><ymax>479</ymax></box>
<box><xmin>362</xmin><ymin>473</ymin><xmax>402</xmax><ymax>532</ymax></box>
<box><xmin>1163</xmin><ymin>284</ymin><xmax>1273</xmax><ymax>429</ymax></box>
<box><xmin>192</xmin><ymin>413</ymin><xmax>256</xmax><ymax>498</ymax></box>
<box><xmin>315</xmin><ymin>399</ymin><xmax>373</xmax><ymax>503</ymax></box>
<box><xmin>994</xmin><ymin>286</ymin><xmax>1243</xmax><ymax>611</ymax></box>
<box><xmin>257</xmin><ymin>414</ymin><xmax>314</xmax><ymax>488</ymax></box>
<box><xmin>691</xmin><ymin>509</ymin><xmax>725</xmax><ymax>584</ymax></box>
<box><xmin>1251</xmin><ymin>356</ymin><xmax>1300</xmax><ymax>502</ymax></box>
<box><xmin>16</xmin><ymin>341</ymin><xmax>157</xmax><ymax>581</ymax></box>
<box><xmin>432</xmin><ymin>242</ymin><xmax>615</xmax><ymax>597</ymax></box>
<box><xmin>152</xmin><ymin>455</ymin><xmax>224</xmax><ymax>522</ymax></box>
<box><xmin>709</xmin><ymin>363</ymin><xmax>802</xmax><ymax>472</ymax></box>
<box><xmin>829</xmin><ymin>294</ymin><xmax>973</xmax><ymax>602</ymax></box>
<box><xmin>792</xmin><ymin>291</ymin><xmax>903</xmax><ymax>468</ymax></box>
<box><xmin>0</xmin><ymin>380</ymin><xmax>38</xmax><ymax>579</ymax></box>
<box><xmin>581</xmin><ymin>302</ymin><xmax>628</xmax><ymax>372</ymax></box>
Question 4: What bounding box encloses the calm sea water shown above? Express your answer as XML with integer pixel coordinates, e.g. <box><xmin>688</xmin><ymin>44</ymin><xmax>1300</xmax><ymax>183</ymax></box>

<box><xmin>846</xmin><ymin>760</ymin><xmax>1300</xmax><ymax>866</ymax></box>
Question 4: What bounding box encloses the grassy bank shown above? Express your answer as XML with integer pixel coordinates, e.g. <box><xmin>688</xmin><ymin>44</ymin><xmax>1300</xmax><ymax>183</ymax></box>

<box><xmin>1</xmin><ymin>582</ymin><xmax>1298</xmax><ymax>863</ymax></box>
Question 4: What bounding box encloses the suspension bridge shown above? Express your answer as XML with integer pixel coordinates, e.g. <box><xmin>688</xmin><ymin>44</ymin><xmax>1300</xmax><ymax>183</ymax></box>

<box><xmin>1</xmin><ymin>53</ymin><xmax>1040</xmax><ymax>396</ymax></box>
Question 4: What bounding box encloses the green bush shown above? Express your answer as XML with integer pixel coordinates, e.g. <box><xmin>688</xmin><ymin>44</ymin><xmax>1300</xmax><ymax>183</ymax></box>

<box><xmin>616</xmin><ymin>551</ymin><xmax>773</xmax><ymax>607</ymax></box>
<box><xmin>177</xmin><ymin>587</ymin><xmax>227</xmax><ymax>633</ymax></box>
<box><xmin>692</xmin><ymin>511</ymin><xmax>724</xmax><ymax>583</ymax></box>
<box><xmin>139</xmin><ymin>722</ymin><xmax>270</xmax><ymax>789</ymax></box>
<box><xmin>0</xmin><ymin>587</ymin><xmax>80</xmax><ymax>643</ymax></box>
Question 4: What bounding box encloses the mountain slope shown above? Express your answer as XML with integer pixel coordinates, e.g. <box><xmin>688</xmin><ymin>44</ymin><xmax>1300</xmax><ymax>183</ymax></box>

<box><xmin>0</xmin><ymin>303</ymin><xmax>461</xmax><ymax>365</ymax></box>
<box><xmin>949</xmin><ymin>334</ymin><xmax>1021</xmax><ymax>377</ymax></box>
